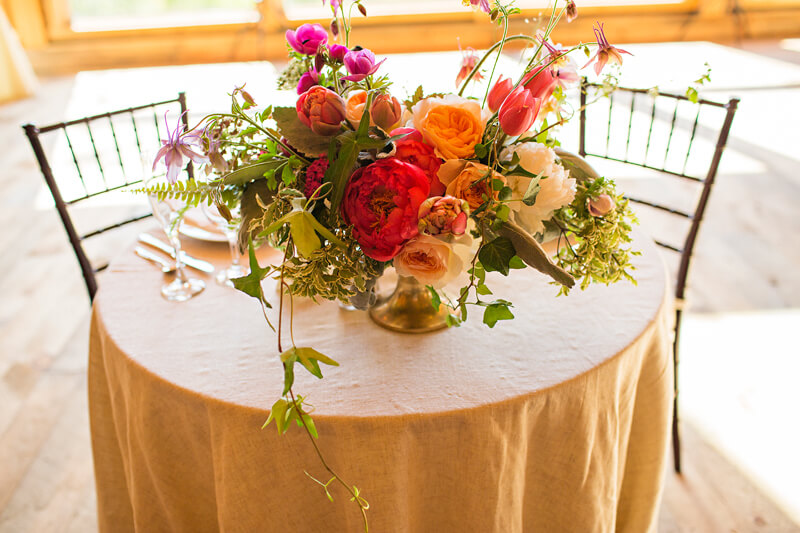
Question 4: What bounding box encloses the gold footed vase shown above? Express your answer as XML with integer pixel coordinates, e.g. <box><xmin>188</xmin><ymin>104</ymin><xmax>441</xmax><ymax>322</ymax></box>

<box><xmin>368</xmin><ymin>275</ymin><xmax>452</xmax><ymax>333</ymax></box>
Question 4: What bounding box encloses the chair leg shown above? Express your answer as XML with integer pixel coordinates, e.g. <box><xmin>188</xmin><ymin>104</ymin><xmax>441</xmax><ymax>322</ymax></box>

<box><xmin>672</xmin><ymin>308</ymin><xmax>682</xmax><ymax>474</ymax></box>
<box><xmin>672</xmin><ymin>395</ymin><xmax>681</xmax><ymax>473</ymax></box>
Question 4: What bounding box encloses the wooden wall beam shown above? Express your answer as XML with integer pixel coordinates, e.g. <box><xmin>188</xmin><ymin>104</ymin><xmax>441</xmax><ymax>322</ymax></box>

<box><xmin>21</xmin><ymin>7</ymin><xmax>800</xmax><ymax>76</ymax></box>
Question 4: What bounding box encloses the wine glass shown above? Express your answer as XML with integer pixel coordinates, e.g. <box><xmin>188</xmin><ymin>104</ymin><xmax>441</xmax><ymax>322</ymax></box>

<box><xmin>202</xmin><ymin>202</ymin><xmax>247</xmax><ymax>287</ymax></box>
<box><xmin>145</xmin><ymin>172</ymin><xmax>206</xmax><ymax>302</ymax></box>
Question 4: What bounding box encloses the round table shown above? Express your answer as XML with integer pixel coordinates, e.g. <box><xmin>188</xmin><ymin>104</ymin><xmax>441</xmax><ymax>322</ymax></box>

<box><xmin>89</xmin><ymin>228</ymin><xmax>672</xmax><ymax>533</ymax></box>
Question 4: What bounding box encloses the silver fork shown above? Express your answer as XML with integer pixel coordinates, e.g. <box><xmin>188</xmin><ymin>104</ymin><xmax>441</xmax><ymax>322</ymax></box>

<box><xmin>135</xmin><ymin>246</ymin><xmax>176</xmax><ymax>274</ymax></box>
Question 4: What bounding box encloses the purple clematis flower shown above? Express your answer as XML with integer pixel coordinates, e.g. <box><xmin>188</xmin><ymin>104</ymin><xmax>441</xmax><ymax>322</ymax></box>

<box><xmin>297</xmin><ymin>69</ymin><xmax>321</xmax><ymax>94</ymax></box>
<box><xmin>285</xmin><ymin>23</ymin><xmax>328</xmax><ymax>56</ymax></box>
<box><xmin>342</xmin><ymin>49</ymin><xmax>385</xmax><ymax>82</ymax></box>
<box><xmin>583</xmin><ymin>22</ymin><xmax>632</xmax><ymax>75</ymax></box>
<box><xmin>152</xmin><ymin>112</ymin><xmax>208</xmax><ymax>184</ymax></box>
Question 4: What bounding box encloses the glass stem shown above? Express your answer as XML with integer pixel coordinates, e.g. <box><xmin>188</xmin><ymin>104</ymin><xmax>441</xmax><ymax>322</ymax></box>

<box><xmin>227</xmin><ymin>234</ymin><xmax>240</xmax><ymax>268</ymax></box>
<box><xmin>167</xmin><ymin>230</ymin><xmax>189</xmax><ymax>284</ymax></box>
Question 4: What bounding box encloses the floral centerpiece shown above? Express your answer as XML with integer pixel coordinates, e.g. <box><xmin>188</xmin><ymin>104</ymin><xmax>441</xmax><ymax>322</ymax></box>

<box><xmin>143</xmin><ymin>0</ymin><xmax>638</xmax><ymax>527</ymax></box>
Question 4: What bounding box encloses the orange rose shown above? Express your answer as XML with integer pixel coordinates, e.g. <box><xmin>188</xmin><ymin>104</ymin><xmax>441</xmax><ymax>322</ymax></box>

<box><xmin>410</xmin><ymin>95</ymin><xmax>485</xmax><ymax>160</ymax></box>
<box><xmin>345</xmin><ymin>90</ymin><xmax>370</xmax><ymax>128</ymax></box>
<box><xmin>437</xmin><ymin>160</ymin><xmax>504</xmax><ymax>210</ymax></box>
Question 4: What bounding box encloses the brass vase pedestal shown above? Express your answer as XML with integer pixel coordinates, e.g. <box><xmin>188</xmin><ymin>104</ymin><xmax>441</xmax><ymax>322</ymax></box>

<box><xmin>368</xmin><ymin>276</ymin><xmax>452</xmax><ymax>333</ymax></box>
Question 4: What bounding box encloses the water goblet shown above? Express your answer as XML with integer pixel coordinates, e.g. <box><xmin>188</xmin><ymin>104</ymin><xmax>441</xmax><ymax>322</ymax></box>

<box><xmin>201</xmin><ymin>202</ymin><xmax>247</xmax><ymax>287</ymax></box>
<box><xmin>145</xmin><ymin>174</ymin><xmax>206</xmax><ymax>301</ymax></box>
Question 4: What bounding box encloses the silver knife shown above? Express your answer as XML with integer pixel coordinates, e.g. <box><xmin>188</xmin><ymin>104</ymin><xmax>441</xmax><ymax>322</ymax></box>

<box><xmin>137</xmin><ymin>233</ymin><xmax>215</xmax><ymax>273</ymax></box>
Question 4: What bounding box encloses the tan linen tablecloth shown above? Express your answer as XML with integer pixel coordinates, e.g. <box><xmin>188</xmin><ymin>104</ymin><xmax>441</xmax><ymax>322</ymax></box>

<box><xmin>89</xmin><ymin>229</ymin><xmax>672</xmax><ymax>533</ymax></box>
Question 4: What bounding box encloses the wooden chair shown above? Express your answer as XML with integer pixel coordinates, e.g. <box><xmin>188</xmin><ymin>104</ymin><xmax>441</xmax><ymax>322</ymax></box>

<box><xmin>23</xmin><ymin>93</ymin><xmax>193</xmax><ymax>302</ymax></box>
<box><xmin>578</xmin><ymin>78</ymin><xmax>739</xmax><ymax>473</ymax></box>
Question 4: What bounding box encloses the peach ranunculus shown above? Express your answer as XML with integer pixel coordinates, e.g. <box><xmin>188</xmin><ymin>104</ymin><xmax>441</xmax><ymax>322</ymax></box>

<box><xmin>500</xmin><ymin>142</ymin><xmax>576</xmax><ymax>235</ymax></box>
<box><xmin>410</xmin><ymin>95</ymin><xmax>485</xmax><ymax>160</ymax></box>
<box><xmin>393</xmin><ymin>234</ymin><xmax>466</xmax><ymax>289</ymax></box>
<box><xmin>437</xmin><ymin>160</ymin><xmax>505</xmax><ymax>210</ymax></box>
<box><xmin>345</xmin><ymin>90</ymin><xmax>370</xmax><ymax>128</ymax></box>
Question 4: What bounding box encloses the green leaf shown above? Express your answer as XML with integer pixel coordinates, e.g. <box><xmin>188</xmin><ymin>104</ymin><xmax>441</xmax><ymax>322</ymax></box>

<box><xmin>300</xmin><ymin>413</ymin><xmax>318</xmax><ymax>439</ymax></box>
<box><xmin>237</xmin><ymin>179</ymin><xmax>276</xmax><ymax>252</ymax></box>
<box><xmin>483</xmin><ymin>302</ymin><xmax>515</xmax><ymax>328</ymax></box>
<box><xmin>498</xmin><ymin>220</ymin><xmax>575</xmax><ymax>288</ymax></box>
<box><xmin>282</xmin><ymin>353</ymin><xmax>297</xmax><ymax>395</ymax></box>
<box><xmin>522</xmin><ymin>174</ymin><xmax>542</xmax><ymax>206</ymax></box>
<box><xmin>474</xmin><ymin>143</ymin><xmax>488</xmax><ymax>159</ymax></box>
<box><xmin>427</xmin><ymin>285</ymin><xmax>442</xmax><ymax>311</ymax></box>
<box><xmin>686</xmin><ymin>86</ymin><xmax>699</xmax><ymax>103</ymax></box>
<box><xmin>499</xmin><ymin>186</ymin><xmax>513</xmax><ymax>202</ymax></box>
<box><xmin>232</xmin><ymin>238</ymin><xmax>273</xmax><ymax>301</ymax></box>
<box><xmin>273</xmin><ymin>106</ymin><xmax>334</xmax><ymax>157</ymax></box>
<box><xmin>263</xmin><ymin>398</ymin><xmax>289</xmax><ymax>432</ymax></box>
<box><xmin>289</xmin><ymin>211</ymin><xmax>322</xmax><ymax>258</ymax></box>
<box><xmin>281</xmin><ymin>347</ymin><xmax>339</xmax><ymax>379</ymax></box>
<box><xmin>222</xmin><ymin>160</ymin><xmax>283</xmax><ymax>186</ymax></box>
<box><xmin>326</xmin><ymin>132</ymin><xmax>360</xmax><ymax>215</ymax></box>
<box><xmin>476</xmin><ymin>283</ymin><xmax>492</xmax><ymax>295</ymax></box>
<box><xmin>479</xmin><ymin>236</ymin><xmax>516</xmax><ymax>276</ymax></box>
<box><xmin>509</xmin><ymin>255</ymin><xmax>526</xmax><ymax>269</ymax></box>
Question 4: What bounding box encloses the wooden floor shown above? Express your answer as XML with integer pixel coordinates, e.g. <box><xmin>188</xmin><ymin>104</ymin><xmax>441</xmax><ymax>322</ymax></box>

<box><xmin>1</xmin><ymin>41</ymin><xmax>799</xmax><ymax>532</ymax></box>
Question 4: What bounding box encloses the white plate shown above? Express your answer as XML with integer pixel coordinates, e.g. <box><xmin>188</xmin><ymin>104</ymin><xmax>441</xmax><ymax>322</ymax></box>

<box><xmin>180</xmin><ymin>223</ymin><xmax>228</xmax><ymax>243</ymax></box>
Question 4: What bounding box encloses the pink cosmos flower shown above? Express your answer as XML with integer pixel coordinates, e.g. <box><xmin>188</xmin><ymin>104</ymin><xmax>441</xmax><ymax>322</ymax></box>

<box><xmin>583</xmin><ymin>22</ymin><xmax>632</xmax><ymax>75</ymax></box>
<box><xmin>152</xmin><ymin>112</ymin><xmax>207</xmax><ymax>184</ymax></box>
<box><xmin>286</xmin><ymin>23</ymin><xmax>328</xmax><ymax>55</ymax></box>
<box><xmin>342</xmin><ymin>49</ymin><xmax>385</xmax><ymax>82</ymax></box>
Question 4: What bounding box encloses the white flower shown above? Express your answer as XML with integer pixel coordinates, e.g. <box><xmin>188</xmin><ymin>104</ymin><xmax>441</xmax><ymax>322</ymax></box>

<box><xmin>501</xmin><ymin>142</ymin><xmax>576</xmax><ymax>235</ymax></box>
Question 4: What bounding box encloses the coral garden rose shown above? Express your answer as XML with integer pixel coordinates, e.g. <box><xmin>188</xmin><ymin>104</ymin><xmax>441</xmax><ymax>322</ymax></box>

<box><xmin>418</xmin><ymin>196</ymin><xmax>469</xmax><ymax>237</ymax></box>
<box><xmin>410</xmin><ymin>95</ymin><xmax>485</xmax><ymax>160</ymax></box>
<box><xmin>391</xmin><ymin>127</ymin><xmax>445</xmax><ymax>196</ymax></box>
<box><xmin>437</xmin><ymin>160</ymin><xmax>504</xmax><ymax>210</ymax></box>
<box><xmin>296</xmin><ymin>86</ymin><xmax>346</xmax><ymax>136</ymax></box>
<box><xmin>285</xmin><ymin>23</ymin><xmax>328</xmax><ymax>55</ymax></box>
<box><xmin>342</xmin><ymin>158</ymin><xmax>430</xmax><ymax>261</ymax></box>
<box><xmin>393</xmin><ymin>234</ymin><xmax>465</xmax><ymax>289</ymax></box>
<box><xmin>501</xmin><ymin>142</ymin><xmax>576</xmax><ymax>235</ymax></box>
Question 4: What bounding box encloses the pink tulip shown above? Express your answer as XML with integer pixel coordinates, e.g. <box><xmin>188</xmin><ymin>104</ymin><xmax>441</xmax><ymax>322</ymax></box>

<box><xmin>522</xmin><ymin>65</ymin><xmax>559</xmax><ymax>102</ymax></box>
<box><xmin>285</xmin><ymin>23</ymin><xmax>328</xmax><ymax>55</ymax></box>
<box><xmin>487</xmin><ymin>75</ymin><xmax>513</xmax><ymax>112</ymax></box>
<box><xmin>296</xmin><ymin>86</ymin><xmax>347</xmax><ymax>136</ymax></box>
<box><xmin>498</xmin><ymin>86</ymin><xmax>542</xmax><ymax>136</ymax></box>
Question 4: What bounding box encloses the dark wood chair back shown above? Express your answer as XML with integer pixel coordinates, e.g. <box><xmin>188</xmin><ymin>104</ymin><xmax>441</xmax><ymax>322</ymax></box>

<box><xmin>23</xmin><ymin>93</ymin><xmax>192</xmax><ymax>301</ymax></box>
<box><xmin>578</xmin><ymin>78</ymin><xmax>739</xmax><ymax>473</ymax></box>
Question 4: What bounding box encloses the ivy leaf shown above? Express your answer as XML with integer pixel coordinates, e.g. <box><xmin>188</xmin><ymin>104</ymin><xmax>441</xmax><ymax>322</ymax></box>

<box><xmin>427</xmin><ymin>285</ymin><xmax>442</xmax><ymax>311</ymax></box>
<box><xmin>479</xmin><ymin>236</ymin><xmax>516</xmax><ymax>276</ymax></box>
<box><xmin>263</xmin><ymin>398</ymin><xmax>289</xmax><ymax>432</ymax></box>
<box><xmin>483</xmin><ymin>302</ymin><xmax>515</xmax><ymax>328</ymax></box>
<box><xmin>509</xmin><ymin>255</ymin><xmax>526</xmax><ymax>269</ymax></box>
<box><xmin>281</xmin><ymin>346</ymin><xmax>340</xmax><ymax>379</ymax></box>
<box><xmin>300</xmin><ymin>413</ymin><xmax>318</xmax><ymax>439</ymax></box>
<box><xmin>476</xmin><ymin>283</ymin><xmax>492</xmax><ymax>295</ymax></box>
<box><xmin>281</xmin><ymin>352</ymin><xmax>297</xmax><ymax>395</ymax></box>
<box><xmin>273</xmin><ymin>106</ymin><xmax>333</xmax><ymax>157</ymax></box>
<box><xmin>232</xmin><ymin>238</ymin><xmax>272</xmax><ymax>301</ymax></box>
